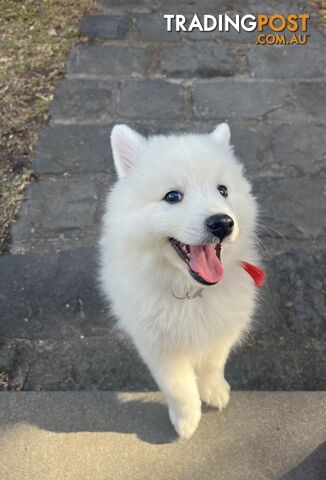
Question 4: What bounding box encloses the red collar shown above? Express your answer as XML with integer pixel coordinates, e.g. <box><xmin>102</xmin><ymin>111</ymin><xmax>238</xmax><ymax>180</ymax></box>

<box><xmin>240</xmin><ymin>261</ymin><xmax>265</xmax><ymax>287</ymax></box>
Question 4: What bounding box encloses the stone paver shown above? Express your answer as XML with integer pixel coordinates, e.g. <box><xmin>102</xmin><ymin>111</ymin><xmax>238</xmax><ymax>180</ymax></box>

<box><xmin>1</xmin><ymin>0</ymin><xmax>326</xmax><ymax>391</ymax></box>
<box><xmin>248</xmin><ymin>45</ymin><xmax>326</xmax><ymax>79</ymax></box>
<box><xmin>10</xmin><ymin>175</ymin><xmax>110</xmax><ymax>252</ymax></box>
<box><xmin>0</xmin><ymin>248</ymin><xmax>107</xmax><ymax>339</ymax></box>
<box><xmin>253</xmin><ymin>176</ymin><xmax>326</xmax><ymax>240</ymax></box>
<box><xmin>186</xmin><ymin>27</ymin><xmax>259</xmax><ymax>43</ymax></box>
<box><xmin>67</xmin><ymin>45</ymin><xmax>153</xmax><ymax>77</ymax></box>
<box><xmin>137</xmin><ymin>15</ymin><xmax>181</xmax><ymax>42</ymax></box>
<box><xmin>292</xmin><ymin>81</ymin><xmax>326</xmax><ymax>119</ymax></box>
<box><xmin>34</xmin><ymin>125</ymin><xmax>114</xmax><ymax>174</ymax></box>
<box><xmin>271</xmin><ymin>123</ymin><xmax>326</xmax><ymax>175</ymax></box>
<box><xmin>162</xmin><ymin>0</ymin><xmax>227</xmax><ymax>14</ymax></box>
<box><xmin>234</xmin><ymin>0</ymin><xmax>314</xmax><ymax>15</ymax></box>
<box><xmin>80</xmin><ymin>14</ymin><xmax>132</xmax><ymax>39</ymax></box>
<box><xmin>118</xmin><ymin>79</ymin><xmax>186</xmax><ymax>118</ymax></box>
<box><xmin>161</xmin><ymin>43</ymin><xmax>237</xmax><ymax>77</ymax></box>
<box><xmin>0</xmin><ymin>392</ymin><xmax>325</xmax><ymax>479</ymax></box>
<box><xmin>50</xmin><ymin>79</ymin><xmax>115</xmax><ymax>121</ymax></box>
<box><xmin>193</xmin><ymin>81</ymin><xmax>289</xmax><ymax>119</ymax></box>
<box><xmin>99</xmin><ymin>0</ymin><xmax>154</xmax><ymax>14</ymax></box>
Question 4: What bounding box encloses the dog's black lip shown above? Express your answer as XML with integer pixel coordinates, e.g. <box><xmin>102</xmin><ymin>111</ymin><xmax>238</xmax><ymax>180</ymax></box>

<box><xmin>169</xmin><ymin>237</ymin><xmax>221</xmax><ymax>286</ymax></box>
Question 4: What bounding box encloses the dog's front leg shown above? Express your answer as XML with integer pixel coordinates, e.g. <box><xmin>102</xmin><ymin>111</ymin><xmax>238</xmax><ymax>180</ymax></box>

<box><xmin>196</xmin><ymin>342</ymin><xmax>234</xmax><ymax>411</ymax></box>
<box><xmin>143</xmin><ymin>351</ymin><xmax>202</xmax><ymax>439</ymax></box>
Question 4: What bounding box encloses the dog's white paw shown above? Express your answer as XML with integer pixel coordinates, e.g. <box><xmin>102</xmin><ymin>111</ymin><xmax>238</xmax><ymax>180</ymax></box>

<box><xmin>199</xmin><ymin>377</ymin><xmax>230</xmax><ymax>411</ymax></box>
<box><xmin>169</xmin><ymin>404</ymin><xmax>201</xmax><ymax>439</ymax></box>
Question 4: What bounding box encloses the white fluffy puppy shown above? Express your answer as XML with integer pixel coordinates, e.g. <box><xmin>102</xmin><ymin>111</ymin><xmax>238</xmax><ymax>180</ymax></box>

<box><xmin>99</xmin><ymin>124</ymin><xmax>263</xmax><ymax>439</ymax></box>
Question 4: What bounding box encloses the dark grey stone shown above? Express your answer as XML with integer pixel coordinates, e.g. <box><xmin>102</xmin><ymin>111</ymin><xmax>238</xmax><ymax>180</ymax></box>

<box><xmin>186</xmin><ymin>28</ymin><xmax>258</xmax><ymax>43</ymax></box>
<box><xmin>161</xmin><ymin>0</ymin><xmax>226</xmax><ymax>14</ymax></box>
<box><xmin>305</xmin><ymin>26</ymin><xmax>326</xmax><ymax>45</ymax></box>
<box><xmin>252</xmin><ymin>240</ymin><xmax>326</xmax><ymax>343</ymax></box>
<box><xmin>127</xmin><ymin>120</ymin><xmax>191</xmax><ymax>137</ymax></box>
<box><xmin>50</xmin><ymin>79</ymin><xmax>114</xmax><ymax>121</ymax></box>
<box><xmin>253</xmin><ymin>25</ymin><xmax>325</xmax><ymax>46</ymax></box>
<box><xmin>282</xmin><ymin>443</ymin><xmax>326</xmax><ymax>480</ymax></box>
<box><xmin>118</xmin><ymin>80</ymin><xmax>186</xmax><ymax>119</ymax></box>
<box><xmin>0</xmin><ymin>338</ymin><xmax>16</xmax><ymax>374</ymax></box>
<box><xmin>193</xmin><ymin>81</ymin><xmax>288</xmax><ymax>119</ymax></box>
<box><xmin>80</xmin><ymin>14</ymin><xmax>132</xmax><ymax>39</ymax></box>
<box><xmin>228</xmin><ymin>345</ymin><xmax>326</xmax><ymax>390</ymax></box>
<box><xmin>229</xmin><ymin>124</ymin><xmax>272</xmax><ymax>176</ymax></box>
<box><xmin>265</xmin><ymin>247</ymin><xmax>326</xmax><ymax>339</ymax></box>
<box><xmin>254</xmin><ymin>176</ymin><xmax>326</xmax><ymax>240</ymax></box>
<box><xmin>161</xmin><ymin>43</ymin><xmax>236</xmax><ymax>77</ymax></box>
<box><xmin>34</xmin><ymin>125</ymin><xmax>114</xmax><ymax>174</ymax></box>
<box><xmin>67</xmin><ymin>45</ymin><xmax>152</xmax><ymax>77</ymax></box>
<box><xmin>234</xmin><ymin>0</ymin><xmax>313</xmax><ymax>15</ymax></box>
<box><xmin>137</xmin><ymin>15</ymin><xmax>180</xmax><ymax>42</ymax></box>
<box><xmin>271</xmin><ymin>123</ymin><xmax>326</xmax><ymax>175</ymax></box>
<box><xmin>292</xmin><ymin>82</ymin><xmax>326</xmax><ymax>119</ymax></box>
<box><xmin>183</xmin><ymin>18</ymin><xmax>324</xmax><ymax>45</ymax></box>
<box><xmin>99</xmin><ymin>0</ymin><xmax>154</xmax><ymax>13</ymax></box>
<box><xmin>0</xmin><ymin>339</ymin><xmax>34</xmax><ymax>391</ymax></box>
<box><xmin>248</xmin><ymin>45</ymin><xmax>326</xmax><ymax>79</ymax></box>
<box><xmin>0</xmin><ymin>248</ymin><xmax>108</xmax><ymax>340</ymax></box>
<box><xmin>10</xmin><ymin>175</ymin><xmax>111</xmax><ymax>247</ymax></box>
<box><xmin>23</xmin><ymin>337</ymin><xmax>155</xmax><ymax>391</ymax></box>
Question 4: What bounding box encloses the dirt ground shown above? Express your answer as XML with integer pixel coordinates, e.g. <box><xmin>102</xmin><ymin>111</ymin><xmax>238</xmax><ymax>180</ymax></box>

<box><xmin>0</xmin><ymin>0</ymin><xmax>96</xmax><ymax>254</ymax></box>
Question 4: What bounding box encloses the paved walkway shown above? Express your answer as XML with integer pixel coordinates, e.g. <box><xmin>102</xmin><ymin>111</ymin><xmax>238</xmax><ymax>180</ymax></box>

<box><xmin>0</xmin><ymin>0</ymin><xmax>325</xmax><ymax>390</ymax></box>
<box><xmin>1</xmin><ymin>392</ymin><xmax>325</xmax><ymax>479</ymax></box>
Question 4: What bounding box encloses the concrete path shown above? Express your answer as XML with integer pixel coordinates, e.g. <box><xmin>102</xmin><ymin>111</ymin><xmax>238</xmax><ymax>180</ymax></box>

<box><xmin>0</xmin><ymin>0</ymin><xmax>325</xmax><ymax>390</ymax></box>
<box><xmin>0</xmin><ymin>392</ymin><xmax>325</xmax><ymax>479</ymax></box>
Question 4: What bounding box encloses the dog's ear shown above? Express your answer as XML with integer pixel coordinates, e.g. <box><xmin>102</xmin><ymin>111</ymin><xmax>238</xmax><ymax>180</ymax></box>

<box><xmin>211</xmin><ymin>123</ymin><xmax>231</xmax><ymax>146</ymax></box>
<box><xmin>111</xmin><ymin>125</ymin><xmax>145</xmax><ymax>178</ymax></box>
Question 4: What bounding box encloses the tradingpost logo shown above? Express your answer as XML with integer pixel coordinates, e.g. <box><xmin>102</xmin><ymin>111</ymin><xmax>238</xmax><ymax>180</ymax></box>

<box><xmin>164</xmin><ymin>14</ymin><xmax>310</xmax><ymax>45</ymax></box>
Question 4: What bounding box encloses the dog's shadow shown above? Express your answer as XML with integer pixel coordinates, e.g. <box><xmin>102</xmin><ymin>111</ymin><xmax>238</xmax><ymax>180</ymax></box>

<box><xmin>2</xmin><ymin>392</ymin><xmax>177</xmax><ymax>445</ymax></box>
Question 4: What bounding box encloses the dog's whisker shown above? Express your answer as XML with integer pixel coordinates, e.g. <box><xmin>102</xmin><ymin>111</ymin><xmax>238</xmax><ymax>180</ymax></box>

<box><xmin>256</xmin><ymin>222</ymin><xmax>286</xmax><ymax>241</ymax></box>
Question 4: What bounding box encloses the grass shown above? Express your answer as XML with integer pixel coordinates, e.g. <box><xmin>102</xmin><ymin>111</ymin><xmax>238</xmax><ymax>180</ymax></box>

<box><xmin>0</xmin><ymin>0</ymin><xmax>97</xmax><ymax>254</ymax></box>
<box><xmin>311</xmin><ymin>0</ymin><xmax>326</xmax><ymax>30</ymax></box>
<box><xmin>0</xmin><ymin>371</ymin><xmax>9</xmax><ymax>391</ymax></box>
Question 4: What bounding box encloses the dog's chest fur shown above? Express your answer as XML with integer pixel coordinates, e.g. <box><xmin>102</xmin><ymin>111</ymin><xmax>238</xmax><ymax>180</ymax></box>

<box><xmin>109</xmin><ymin>259</ymin><xmax>257</xmax><ymax>354</ymax></box>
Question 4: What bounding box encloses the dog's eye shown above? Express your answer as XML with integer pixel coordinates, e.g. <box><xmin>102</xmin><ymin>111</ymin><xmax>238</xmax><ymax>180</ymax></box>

<box><xmin>163</xmin><ymin>191</ymin><xmax>183</xmax><ymax>204</ymax></box>
<box><xmin>217</xmin><ymin>185</ymin><xmax>228</xmax><ymax>198</ymax></box>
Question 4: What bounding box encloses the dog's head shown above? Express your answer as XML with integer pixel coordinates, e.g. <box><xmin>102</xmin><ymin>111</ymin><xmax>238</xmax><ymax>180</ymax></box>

<box><xmin>109</xmin><ymin>124</ymin><xmax>257</xmax><ymax>287</ymax></box>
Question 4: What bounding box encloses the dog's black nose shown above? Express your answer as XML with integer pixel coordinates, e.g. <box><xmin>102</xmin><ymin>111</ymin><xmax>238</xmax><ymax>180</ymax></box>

<box><xmin>205</xmin><ymin>214</ymin><xmax>234</xmax><ymax>241</ymax></box>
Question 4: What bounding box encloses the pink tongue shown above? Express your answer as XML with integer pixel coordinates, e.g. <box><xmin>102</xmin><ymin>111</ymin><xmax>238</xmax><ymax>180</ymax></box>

<box><xmin>189</xmin><ymin>244</ymin><xmax>224</xmax><ymax>284</ymax></box>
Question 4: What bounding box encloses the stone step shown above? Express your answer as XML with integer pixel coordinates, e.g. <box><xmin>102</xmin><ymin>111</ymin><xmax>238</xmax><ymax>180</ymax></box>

<box><xmin>0</xmin><ymin>392</ymin><xmax>325</xmax><ymax>479</ymax></box>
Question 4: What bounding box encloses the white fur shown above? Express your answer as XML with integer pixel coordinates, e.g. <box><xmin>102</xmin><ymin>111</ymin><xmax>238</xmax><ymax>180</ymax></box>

<box><xmin>99</xmin><ymin>124</ymin><xmax>260</xmax><ymax>439</ymax></box>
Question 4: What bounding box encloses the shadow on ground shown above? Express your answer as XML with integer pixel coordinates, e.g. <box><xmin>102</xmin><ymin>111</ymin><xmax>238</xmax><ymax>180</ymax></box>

<box><xmin>281</xmin><ymin>442</ymin><xmax>326</xmax><ymax>480</ymax></box>
<box><xmin>0</xmin><ymin>392</ymin><xmax>176</xmax><ymax>444</ymax></box>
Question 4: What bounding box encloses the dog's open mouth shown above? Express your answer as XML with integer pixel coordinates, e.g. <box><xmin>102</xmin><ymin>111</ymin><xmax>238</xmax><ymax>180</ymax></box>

<box><xmin>169</xmin><ymin>238</ymin><xmax>224</xmax><ymax>286</ymax></box>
